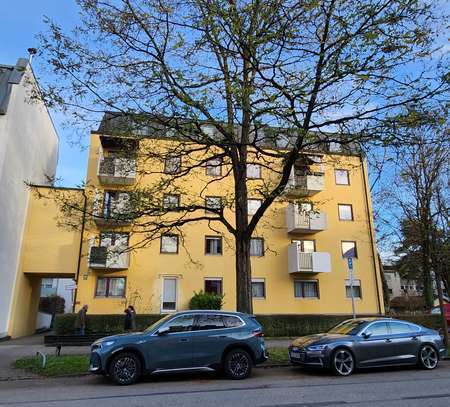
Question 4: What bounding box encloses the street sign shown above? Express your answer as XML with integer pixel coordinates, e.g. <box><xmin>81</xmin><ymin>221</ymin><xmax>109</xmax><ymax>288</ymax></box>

<box><xmin>347</xmin><ymin>257</ymin><xmax>353</xmax><ymax>270</ymax></box>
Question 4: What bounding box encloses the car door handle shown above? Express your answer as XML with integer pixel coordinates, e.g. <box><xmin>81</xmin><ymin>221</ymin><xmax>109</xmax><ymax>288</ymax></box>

<box><xmin>411</xmin><ymin>336</ymin><xmax>419</xmax><ymax>341</ymax></box>
<box><xmin>385</xmin><ymin>339</ymin><xmax>392</xmax><ymax>343</ymax></box>
<box><xmin>179</xmin><ymin>338</ymin><xmax>189</xmax><ymax>342</ymax></box>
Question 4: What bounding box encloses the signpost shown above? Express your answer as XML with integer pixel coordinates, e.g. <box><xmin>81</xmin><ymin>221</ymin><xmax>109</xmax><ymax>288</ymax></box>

<box><xmin>347</xmin><ymin>257</ymin><xmax>356</xmax><ymax>319</ymax></box>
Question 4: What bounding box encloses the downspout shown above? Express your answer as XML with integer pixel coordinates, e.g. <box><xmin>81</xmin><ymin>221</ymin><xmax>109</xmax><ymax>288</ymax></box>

<box><xmin>360</xmin><ymin>155</ymin><xmax>383</xmax><ymax>315</ymax></box>
<box><xmin>72</xmin><ymin>190</ymin><xmax>88</xmax><ymax>313</ymax></box>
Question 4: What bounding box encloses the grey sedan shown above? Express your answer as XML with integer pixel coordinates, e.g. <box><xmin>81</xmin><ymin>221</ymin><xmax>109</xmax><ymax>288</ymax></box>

<box><xmin>289</xmin><ymin>318</ymin><xmax>446</xmax><ymax>376</ymax></box>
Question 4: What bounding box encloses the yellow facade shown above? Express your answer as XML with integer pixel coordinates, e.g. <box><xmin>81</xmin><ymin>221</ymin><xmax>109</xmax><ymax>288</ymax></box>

<box><xmin>10</xmin><ymin>131</ymin><xmax>384</xmax><ymax>338</ymax></box>
<box><xmin>73</xmin><ymin>133</ymin><xmax>384</xmax><ymax>316</ymax></box>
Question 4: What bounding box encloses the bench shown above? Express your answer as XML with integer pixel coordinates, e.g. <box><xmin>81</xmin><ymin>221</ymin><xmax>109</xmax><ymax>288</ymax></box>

<box><xmin>44</xmin><ymin>334</ymin><xmax>107</xmax><ymax>354</ymax></box>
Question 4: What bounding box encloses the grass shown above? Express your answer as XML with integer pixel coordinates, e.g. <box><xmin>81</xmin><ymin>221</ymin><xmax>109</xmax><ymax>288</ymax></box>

<box><xmin>13</xmin><ymin>355</ymin><xmax>90</xmax><ymax>377</ymax></box>
<box><xmin>267</xmin><ymin>347</ymin><xmax>290</xmax><ymax>364</ymax></box>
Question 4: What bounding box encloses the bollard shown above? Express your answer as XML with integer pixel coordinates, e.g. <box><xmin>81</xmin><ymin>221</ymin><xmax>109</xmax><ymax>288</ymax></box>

<box><xmin>36</xmin><ymin>351</ymin><xmax>46</xmax><ymax>368</ymax></box>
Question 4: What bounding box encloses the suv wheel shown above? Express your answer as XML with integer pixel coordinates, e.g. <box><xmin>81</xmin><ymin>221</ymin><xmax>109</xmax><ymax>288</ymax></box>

<box><xmin>109</xmin><ymin>352</ymin><xmax>141</xmax><ymax>385</ymax></box>
<box><xmin>223</xmin><ymin>349</ymin><xmax>252</xmax><ymax>380</ymax></box>
<box><xmin>418</xmin><ymin>345</ymin><xmax>439</xmax><ymax>370</ymax></box>
<box><xmin>331</xmin><ymin>348</ymin><xmax>355</xmax><ymax>376</ymax></box>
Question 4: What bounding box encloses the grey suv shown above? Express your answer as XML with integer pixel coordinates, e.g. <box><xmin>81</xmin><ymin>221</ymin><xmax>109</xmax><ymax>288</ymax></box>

<box><xmin>90</xmin><ymin>310</ymin><xmax>268</xmax><ymax>384</ymax></box>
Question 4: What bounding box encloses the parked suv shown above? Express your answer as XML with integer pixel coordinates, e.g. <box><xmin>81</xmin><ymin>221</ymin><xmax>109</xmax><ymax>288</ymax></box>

<box><xmin>90</xmin><ymin>310</ymin><xmax>268</xmax><ymax>384</ymax></box>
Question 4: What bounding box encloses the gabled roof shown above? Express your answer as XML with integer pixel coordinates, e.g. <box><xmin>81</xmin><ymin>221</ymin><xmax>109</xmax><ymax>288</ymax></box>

<box><xmin>0</xmin><ymin>58</ymin><xmax>29</xmax><ymax>115</ymax></box>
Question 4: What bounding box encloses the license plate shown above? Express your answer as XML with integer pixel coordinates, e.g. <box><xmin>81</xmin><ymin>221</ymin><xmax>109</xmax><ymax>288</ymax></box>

<box><xmin>290</xmin><ymin>351</ymin><xmax>305</xmax><ymax>361</ymax></box>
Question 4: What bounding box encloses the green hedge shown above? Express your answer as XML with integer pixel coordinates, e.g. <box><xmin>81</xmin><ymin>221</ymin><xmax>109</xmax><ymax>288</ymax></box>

<box><xmin>53</xmin><ymin>313</ymin><xmax>443</xmax><ymax>336</ymax></box>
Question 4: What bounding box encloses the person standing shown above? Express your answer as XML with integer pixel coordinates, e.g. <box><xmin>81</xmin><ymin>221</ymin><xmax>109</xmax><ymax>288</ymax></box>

<box><xmin>128</xmin><ymin>305</ymin><xmax>137</xmax><ymax>331</ymax></box>
<box><xmin>74</xmin><ymin>304</ymin><xmax>88</xmax><ymax>335</ymax></box>
<box><xmin>124</xmin><ymin>305</ymin><xmax>137</xmax><ymax>332</ymax></box>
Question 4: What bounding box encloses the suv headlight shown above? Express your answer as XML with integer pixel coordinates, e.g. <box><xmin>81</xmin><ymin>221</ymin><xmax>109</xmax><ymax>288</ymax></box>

<box><xmin>307</xmin><ymin>344</ymin><xmax>327</xmax><ymax>352</ymax></box>
<box><xmin>92</xmin><ymin>340</ymin><xmax>116</xmax><ymax>350</ymax></box>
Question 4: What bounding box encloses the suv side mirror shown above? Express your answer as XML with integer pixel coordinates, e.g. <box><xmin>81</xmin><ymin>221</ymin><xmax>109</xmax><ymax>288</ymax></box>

<box><xmin>362</xmin><ymin>331</ymin><xmax>372</xmax><ymax>339</ymax></box>
<box><xmin>157</xmin><ymin>327</ymin><xmax>170</xmax><ymax>336</ymax></box>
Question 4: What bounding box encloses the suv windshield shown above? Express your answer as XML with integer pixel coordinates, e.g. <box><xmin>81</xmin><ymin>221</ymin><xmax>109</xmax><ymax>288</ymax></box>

<box><xmin>328</xmin><ymin>320</ymin><xmax>366</xmax><ymax>335</ymax></box>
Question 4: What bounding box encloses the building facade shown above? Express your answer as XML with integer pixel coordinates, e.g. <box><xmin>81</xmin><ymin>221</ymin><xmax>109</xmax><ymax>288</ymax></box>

<box><xmin>0</xmin><ymin>58</ymin><xmax>59</xmax><ymax>339</ymax></box>
<box><xmin>9</xmin><ymin>118</ymin><xmax>385</xmax><ymax>337</ymax></box>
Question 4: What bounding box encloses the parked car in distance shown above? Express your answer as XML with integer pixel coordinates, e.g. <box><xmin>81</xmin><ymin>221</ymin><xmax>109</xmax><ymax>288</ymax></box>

<box><xmin>289</xmin><ymin>317</ymin><xmax>446</xmax><ymax>376</ymax></box>
<box><xmin>90</xmin><ymin>310</ymin><xmax>267</xmax><ymax>385</ymax></box>
<box><xmin>430</xmin><ymin>304</ymin><xmax>450</xmax><ymax>325</ymax></box>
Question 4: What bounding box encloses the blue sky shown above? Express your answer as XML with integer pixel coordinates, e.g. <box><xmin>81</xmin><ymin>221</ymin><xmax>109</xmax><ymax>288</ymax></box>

<box><xmin>0</xmin><ymin>1</ymin><xmax>87</xmax><ymax>187</ymax></box>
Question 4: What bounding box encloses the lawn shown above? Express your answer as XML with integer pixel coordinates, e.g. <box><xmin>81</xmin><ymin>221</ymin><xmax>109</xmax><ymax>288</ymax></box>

<box><xmin>267</xmin><ymin>347</ymin><xmax>290</xmax><ymax>364</ymax></box>
<box><xmin>13</xmin><ymin>355</ymin><xmax>90</xmax><ymax>377</ymax></box>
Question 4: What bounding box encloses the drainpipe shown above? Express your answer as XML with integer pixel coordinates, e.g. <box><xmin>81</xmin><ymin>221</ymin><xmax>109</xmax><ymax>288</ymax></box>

<box><xmin>72</xmin><ymin>190</ymin><xmax>88</xmax><ymax>313</ymax></box>
<box><xmin>360</xmin><ymin>155</ymin><xmax>383</xmax><ymax>315</ymax></box>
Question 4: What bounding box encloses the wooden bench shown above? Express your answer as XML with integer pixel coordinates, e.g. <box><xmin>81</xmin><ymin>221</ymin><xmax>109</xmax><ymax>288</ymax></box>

<box><xmin>44</xmin><ymin>334</ymin><xmax>107</xmax><ymax>354</ymax></box>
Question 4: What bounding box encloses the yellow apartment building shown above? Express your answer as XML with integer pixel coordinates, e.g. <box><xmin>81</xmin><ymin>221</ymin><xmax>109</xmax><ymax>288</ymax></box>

<box><xmin>9</xmin><ymin>118</ymin><xmax>384</xmax><ymax>337</ymax></box>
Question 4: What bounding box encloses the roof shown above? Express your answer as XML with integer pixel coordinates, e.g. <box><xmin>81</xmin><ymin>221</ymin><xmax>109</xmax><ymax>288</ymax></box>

<box><xmin>0</xmin><ymin>58</ymin><xmax>29</xmax><ymax>115</ymax></box>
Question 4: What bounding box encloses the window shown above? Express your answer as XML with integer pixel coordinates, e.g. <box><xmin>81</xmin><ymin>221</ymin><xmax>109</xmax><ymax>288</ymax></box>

<box><xmin>162</xmin><ymin>278</ymin><xmax>177</xmax><ymax>311</ymax></box>
<box><xmin>95</xmin><ymin>277</ymin><xmax>126</xmax><ymax>297</ymax></box>
<box><xmin>335</xmin><ymin>169</ymin><xmax>350</xmax><ymax>185</ymax></box>
<box><xmin>388</xmin><ymin>288</ymin><xmax>393</xmax><ymax>294</ymax></box>
<box><xmin>223</xmin><ymin>315</ymin><xmax>244</xmax><ymax>328</ymax></box>
<box><xmin>294</xmin><ymin>280</ymin><xmax>319</xmax><ymax>298</ymax></box>
<box><xmin>250</xmin><ymin>238</ymin><xmax>264</xmax><ymax>256</ymax></box>
<box><xmin>345</xmin><ymin>279</ymin><xmax>361</xmax><ymax>298</ymax></box>
<box><xmin>252</xmin><ymin>279</ymin><xmax>266</xmax><ymax>298</ymax></box>
<box><xmin>164</xmin><ymin>156</ymin><xmax>181</xmax><ymax>174</ymax></box>
<box><xmin>338</xmin><ymin>204</ymin><xmax>353</xmax><ymax>221</ymax></box>
<box><xmin>163</xmin><ymin>194</ymin><xmax>180</xmax><ymax>209</ymax></box>
<box><xmin>366</xmin><ymin>322</ymin><xmax>389</xmax><ymax>336</ymax></box>
<box><xmin>248</xmin><ymin>199</ymin><xmax>262</xmax><ymax>215</ymax></box>
<box><xmin>388</xmin><ymin>321</ymin><xmax>416</xmax><ymax>334</ymax></box>
<box><xmin>205</xmin><ymin>278</ymin><xmax>223</xmax><ymax>295</ymax></box>
<box><xmin>195</xmin><ymin>314</ymin><xmax>225</xmax><ymax>330</ymax></box>
<box><xmin>161</xmin><ymin>314</ymin><xmax>194</xmax><ymax>333</ymax></box>
<box><xmin>41</xmin><ymin>278</ymin><xmax>54</xmax><ymax>289</ymax></box>
<box><xmin>298</xmin><ymin>202</ymin><xmax>313</xmax><ymax>212</ymax></box>
<box><xmin>341</xmin><ymin>241</ymin><xmax>357</xmax><ymax>258</ymax></box>
<box><xmin>206</xmin><ymin>157</ymin><xmax>222</xmax><ymax>176</ymax></box>
<box><xmin>247</xmin><ymin>164</ymin><xmax>261</xmax><ymax>179</ymax></box>
<box><xmin>160</xmin><ymin>235</ymin><xmax>179</xmax><ymax>254</ymax></box>
<box><xmin>205</xmin><ymin>236</ymin><xmax>223</xmax><ymax>255</ymax></box>
<box><xmin>103</xmin><ymin>191</ymin><xmax>130</xmax><ymax>218</ymax></box>
<box><xmin>99</xmin><ymin>232</ymin><xmax>129</xmax><ymax>247</ymax></box>
<box><xmin>205</xmin><ymin>196</ymin><xmax>223</xmax><ymax>214</ymax></box>
<box><xmin>292</xmin><ymin>239</ymin><xmax>315</xmax><ymax>253</ymax></box>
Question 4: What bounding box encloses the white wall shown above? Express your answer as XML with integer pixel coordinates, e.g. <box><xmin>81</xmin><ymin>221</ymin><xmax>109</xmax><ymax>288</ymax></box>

<box><xmin>0</xmin><ymin>64</ymin><xmax>58</xmax><ymax>338</ymax></box>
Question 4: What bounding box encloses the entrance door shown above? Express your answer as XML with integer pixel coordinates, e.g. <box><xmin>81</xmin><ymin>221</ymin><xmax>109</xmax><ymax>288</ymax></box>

<box><xmin>162</xmin><ymin>278</ymin><xmax>177</xmax><ymax>313</ymax></box>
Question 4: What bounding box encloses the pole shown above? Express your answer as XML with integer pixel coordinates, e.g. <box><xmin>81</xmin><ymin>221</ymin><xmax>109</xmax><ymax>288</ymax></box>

<box><xmin>436</xmin><ymin>273</ymin><xmax>449</xmax><ymax>347</ymax></box>
<box><xmin>348</xmin><ymin>257</ymin><xmax>356</xmax><ymax>319</ymax></box>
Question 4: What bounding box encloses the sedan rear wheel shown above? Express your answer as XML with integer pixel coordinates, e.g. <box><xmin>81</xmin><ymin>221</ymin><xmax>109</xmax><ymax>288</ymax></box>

<box><xmin>223</xmin><ymin>349</ymin><xmax>252</xmax><ymax>380</ymax></box>
<box><xmin>418</xmin><ymin>345</ymin><xmax>439</xmax><ymax>370</ymax></box>
<box><xmin>331</xmin><ymin>349</ymin><xmax>355</xmax><ymax>376</ymax></box>
<box><xmin>109</xmin><ymin>352</ymin><xmax>141</xmax><ymax>385</ymax></box>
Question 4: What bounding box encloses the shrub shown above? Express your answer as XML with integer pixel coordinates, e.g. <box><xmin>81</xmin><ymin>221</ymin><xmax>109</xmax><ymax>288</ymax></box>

<box><xmin>189</xmin><ymin>291</ymin><xmax>223</xmax><ymax>310</ymax></box>
<box><xmin>390</xmin><ymin>296</ymin><xmax>425</xmax><ymax>312</ymax></box>
<box><xmin>39</xmin><ymin>295</ymin><xmax>65</xmax><ymax>315</ymax></box>
<box><xmin>53</xmin><ymin>313</ymin><xmax>443</xmax><ymax>336</ymax></box>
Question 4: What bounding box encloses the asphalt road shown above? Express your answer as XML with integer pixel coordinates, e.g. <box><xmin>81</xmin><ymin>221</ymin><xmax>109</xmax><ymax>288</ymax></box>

<box><xmin>1</xmin><ymin>362</ymin><xmax>450</xmax><ymax>407</ymax></box>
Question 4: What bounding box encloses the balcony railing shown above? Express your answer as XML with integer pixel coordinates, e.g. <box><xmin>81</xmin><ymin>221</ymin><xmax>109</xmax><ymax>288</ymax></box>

<box><xmin>93</xmin><ymin>192</ymin><xmax>132</xmax><ymax>226</ymax></box>
<box><xmin>89</xmin><ymin>246</ymin><xmax>130</xmax><ymax>270</ymax></box>
<box><xmin>286</xmin><ymin>204</ymin><xmax>327</xmax><ymax>234</ymax></box>
<box><xmin>284</xmin><ymin>172</ymin><xmax>325</xmax><ymax>198</ymax></box>
<box><xmin>288</xmin><ymin>243</ymin><xmax>331</xmax><ymax>273</ymax></box>
<box><xmin>98</xmin><ymin>156</ymin><xmax>136</xmax><ymax>185</ymax></box>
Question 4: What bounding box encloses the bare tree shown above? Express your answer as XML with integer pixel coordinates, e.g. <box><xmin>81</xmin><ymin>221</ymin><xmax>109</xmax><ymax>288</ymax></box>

<box><xmin>37</xmin><ymin>0</ymin><xmax>448</xmax><ymax>313</ymax></box>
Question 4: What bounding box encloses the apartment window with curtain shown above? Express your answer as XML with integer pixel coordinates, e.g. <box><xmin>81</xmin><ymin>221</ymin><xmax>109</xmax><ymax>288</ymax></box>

<box><xmin>248</xmin><ymin>199</ymin><xmax>262</xmax><ymax>215</ymax></box>
<box><xmin>338</xmin><ymin>204</ymin><xmax>354</xmax><ymax>221</ymax></box>
<box><xmin>294</xmin><ymin>280</ymin><xmax>319</xmax><ymax>298</ymax></box>
<box><xmin>204</xmin><ymin>278</ymin><xmax>223</xmax><ymax>295</ymax></box>
<box><xmin>163</xmin><ymin>194</ymin><xmax>180</xmax><ymax>209</ymax></box>
<box><xmin>160</xmin><ymin>235</ymin><xmax>179</xmax><ymax>253</ymax></box>
<box><xmin>164</xmin><ymin>156</ymin><xmax>181</xmax><ymax>174</ymax></box>
<box><xmin>252</xmin><ymin>279</ymin><xmax>266</xmax><ymax>298</ymax></box>
<box><xmin>205</xmin><ymin>196</ymin><xmax>223</xmax><ymax>214</ymax></box>
<box><xmin>335</xmin><ymin>169</ymin><xmax>350</xmax><ymax>185</ymax></box>
<box><xmin>206</xmin><ymin>158</ymin><xmax>222</xmax><ymax>176</ymax></box>
<box><xmin>95</xmin><ymin>277</ymin><xmax>126</xmax><ymax>297</ymax></box>
<box><xmin>250</xmin><ymin>238</ymin><xmax>264</xmax><ymax>256</ymax></box>
<box><xmin>291</xmin><ymin>239</ymin><xmax>316</xmax><ymax>253</ymax></box>
<box><xmin>341</xmin><ymin>241</ymin><xmax>357</xmax><ymax>258</ymax></box>
<box><xmin>345</xmin><ymin>279</ymin><xmax>362</xmax><ymax>298</ymax></box>
<box><xmin>205</xmin><ymin>236</ymin><xmax>223</xmax><ymax>255</ymax></box>
<box><xmin>247</xmin><ymin>163</ymin><xmax>261</xmax><ymax>179</ymax></box>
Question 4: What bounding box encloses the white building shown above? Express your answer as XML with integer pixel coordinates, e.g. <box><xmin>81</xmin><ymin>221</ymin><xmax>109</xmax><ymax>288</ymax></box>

<box><xmin>0</xmin><ymin>58</ymin><xmax>58</xmax><ymax>338</ymax></box>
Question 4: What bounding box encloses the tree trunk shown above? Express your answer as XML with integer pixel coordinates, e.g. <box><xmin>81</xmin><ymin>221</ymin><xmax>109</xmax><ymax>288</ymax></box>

<box><xmin>235</xmin><ymin>233</ymin><xmax>252</xmax><ymax>313</ymax></box>
<box><xmin>422</xmin><ymin>240</ymin><xmax>434</xmax><ymax>308</ymax></box>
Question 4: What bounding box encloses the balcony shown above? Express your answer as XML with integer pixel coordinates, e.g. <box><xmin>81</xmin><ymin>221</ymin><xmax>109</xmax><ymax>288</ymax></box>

<box><xmin>89</xmin><ymin>246</ymin><xmax>130</xmax><ymax>270</ymax></box>
<box><xmin>284</xmin><ymin>172</ymin><xmax>325</xmax><ymax>198</ymax></box>
<box><xmin>93</xmin><ymin>192</ymin><xmax>132</xmax><ymax>226</ymax></box>
<box><xmin>286</xmin><ymin>204</ymin><xmax>327</xmax><ymax>234</ymax></box>
<box><xmin>98</xmin><ymin>156</ymin><xmax>136</xmax><ymax>185</ymax></box>
<box><xmin>288</xmin><ymin>243</ymin><xmax>331</xmax><ymax>273</ymax></box>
